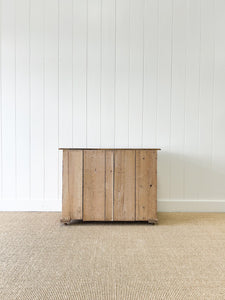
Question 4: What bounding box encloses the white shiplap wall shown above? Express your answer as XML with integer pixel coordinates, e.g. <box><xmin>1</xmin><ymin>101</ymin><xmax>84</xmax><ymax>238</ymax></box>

<box><xmin>1</xmin><ymin>0</ymin><xmax>225</xmax><ymax>212</ymax></box>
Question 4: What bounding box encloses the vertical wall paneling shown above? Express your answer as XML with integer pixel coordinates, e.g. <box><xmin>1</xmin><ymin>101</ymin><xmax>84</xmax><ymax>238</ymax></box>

<box><xmin>86</xmin><ymin>0</ymin><xmax>101</xmax><ymax>147</ymax></box>
<box><xmin>1</xmin><ymin>0</ymin><xmax>225</xmax><ymax>211</ymax></box>
<box><xmin>114</xmin><ymin>0</ymin><xmax>130</xmax><ymax>147</ymax></box>
<box><xmin>101</xmin><ymin>0</ymin><xmax>115</xmax><ymax>147</ymax></box>
<box><xmin>0</xmin><ymin>0</ymin><xmax>2</xmax><ymax>202</ymax></box>
<box><xmin>198</xmin><ymin>0</ymin><xmax>215</xmax><ymax>200</ymax></box>
<box><xmin>30</xmin><ymin>0</ymin><xmax>44</xmax><ymax>207</ymax></box>
<box><xmin>73</xmin><ymin>0</ymin><xmax>87</xmax><ymax>147</ymax></box>
<box><xmin>142</xmin><ymin>0</ymin><xmax>158</xmax><ymax>147</ymax></box>
<box><xmin>58</xmin><ymin>0</ymin><xmax>73</xmax><ymax>148</ymax></box>
<box><xmin>156</xmin><ymin>0</ymin><xmax>173</xmax><ymax>201</ymax></box>
<box><xmin>170</xmin><ymin>0</ymin><xmax>187</xmax><ymax>200</ymax></box>
<box><xmin>1</xmin><ymin>0</ymin><xmax>16</xmax><ymax>207</ymax></box>
<box><xmin>128</xmin><ymin>0</ymin><xmax>144</xmax><ymax>147</ymax></box>
<box><xmin>184</xmin><ymin>0</ymin><xmax>201</xmax><ymax>201</ymax></box>
<box><xmin>15</xmin><ymin>0</ymin><xmax>30</xmax><ymax>208</ymax></box>
<box><xmin>44</xmin><ymin>0</ymin><xmax>59</xmax><ymax>210</ymax></box>
<box><xmin>213</xmin><ymin>0</ymin><xmax>225</xmax><ymax>200</ymax></box>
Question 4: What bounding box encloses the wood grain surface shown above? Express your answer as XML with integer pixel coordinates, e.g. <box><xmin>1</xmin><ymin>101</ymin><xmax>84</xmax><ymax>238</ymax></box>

<box><xmin>114</xmin><ymin>150</ymin><xmax>135</xmax><ymax>221</ymax></box>
<box><xmin>83</xmin><ymin>150</ymin><xmax>105</xmax><ymax>221</ymax></box>
<box><xmin>136</xmin><ymin>150</ymin><xmax>157</xmax><ymax>221</ymax></box>
<box><xmin>68</xmin><ymin>150</ymin><xmax>83</xmax><ymax>220</ymax></box>
<box><xmin>62</xmin><ymin>150</ymin><xmax>70</xmax><ymax>222</ymax></box>
<box><xmin>105</xmin><ymin>150</ymin><xmax>114</xmax><ymax>221</ymax></box>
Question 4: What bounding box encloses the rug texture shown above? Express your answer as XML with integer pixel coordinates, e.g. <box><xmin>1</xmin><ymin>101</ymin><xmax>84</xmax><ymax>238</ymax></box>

<box><xmin>0</xmin><ymin>212</ymin><xmax>225</xmax><ymax>300</ymax></box>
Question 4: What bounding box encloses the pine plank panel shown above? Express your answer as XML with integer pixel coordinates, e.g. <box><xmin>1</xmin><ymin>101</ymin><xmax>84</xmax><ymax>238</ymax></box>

<box><xmin>68</xmin><ymin>150</ymin><xmax>83</xmax><ymax>220</ymax></box>
<box><xmin>83</xmin><ymin>150</ymin><xmax>105</xmax><ymax>221</ymax></box>
<box><xmin>114</xmin><ymin>150</ymin><xmax>135</xmax><ymax>221</ymax></box>
<box><xmin>136</xmin><ymin>150</ymin><xmax>157</xmax><ymax>221</ymax></box>
<box><xmin>105</xmin><ymin>150</ymin><xmax>114</xmax><ymax>221</ymax></box>
<box><xmin>62</xmin><ymin>150</ymin><xmax>70</xmax><ymax>222</ymax></box>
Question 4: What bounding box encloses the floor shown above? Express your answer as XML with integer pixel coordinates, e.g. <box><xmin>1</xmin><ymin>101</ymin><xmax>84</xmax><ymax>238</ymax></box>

<box><xmin>0</xmin><ymin>212</ymin><xmax>225</xmax><ymax>300</ymax></box>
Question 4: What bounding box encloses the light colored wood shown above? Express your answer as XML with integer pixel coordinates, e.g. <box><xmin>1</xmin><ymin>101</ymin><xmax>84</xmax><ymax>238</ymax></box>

<box><xmin>105</xmin><ymin>150</ymin><xmax>114</xmax><ymax>221</ymax></box>
<box><xmin>83</xmin><ymin>150</ymin><xmax>105</xmax><ymax>221</ymax></box>
<box><xmin>136</xmin><ymin>150</ymin><xmax>157</xmax><ymax>221</ymax></box>
<box><xmin>68</xmin><ymin>150</ymin><xmax>83</xmax><ymax>220</ymax></box>
<box><xmin>59</xmin><ymin>148</ymin><xmax>161</xmax><ymax>150</ymax></box>
<box><xmin>114</xmin><ymin>150</ymin><xmax>135</xmax><ymax>221</ymax></box>
<box><xmin>61</xmin><ymin>148</ymin><xmax>159</xmax><ymax>223</ymax></box>
<box><xmin>61</xmin><ymin>150</ymin><xmax>70</xmax><ymax>222</ymax></box>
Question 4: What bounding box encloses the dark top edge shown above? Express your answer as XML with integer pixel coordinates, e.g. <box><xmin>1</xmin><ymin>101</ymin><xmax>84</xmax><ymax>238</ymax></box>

<box><xmin>59</xmin><ymin>148</ymin><xmax>161</xmax><ymax>150</ymax></box>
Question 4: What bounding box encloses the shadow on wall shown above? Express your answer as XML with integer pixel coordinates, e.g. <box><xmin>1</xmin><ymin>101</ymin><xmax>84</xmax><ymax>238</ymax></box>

<box><xmin>157</xmin><ymin>150</ymin><xmax>225</xmax><ymax>200</ymax></box>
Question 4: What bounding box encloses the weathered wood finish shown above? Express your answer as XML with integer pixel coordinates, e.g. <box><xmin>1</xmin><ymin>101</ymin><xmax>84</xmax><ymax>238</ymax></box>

<box><xmin>61</xmin><ymin>149</ymin><xmax>159</xmax><ymax>223</ymax></box>
<box><xmin>136</xmin><ymin>150</ymin><xmax>157</xmax><ymax>221</ymax></box>
<box><xmin>114</xmin><ymin>150</ymin><xmax>136</xmax><ymax>221</ymax></box>
<box><xmin>61</xmin><ymin>150</ymin><xmax>83</xmax><ymax>223</ymax></box>
<box><xmin>83</xmin><ymin>150</ymin><xmax>105</xmax><ymax>221</ymax></box>
<box><xmin>62</xmin><ymin>150</ymin><xmax>70</xmax><ymax>222</ymax></box>
<box><xmin>69</xmin><ymin>150</ymin><xmax>83</xmax><ymax>220</ymax></box>
<box><xmin>105</xmin><ymin>150</ymin><xmax>114</xmax><ymax>221</ymax></box>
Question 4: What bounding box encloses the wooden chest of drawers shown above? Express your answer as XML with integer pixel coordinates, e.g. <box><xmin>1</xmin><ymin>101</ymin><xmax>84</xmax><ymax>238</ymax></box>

<box><xmin>60</xmin><ymin>148</ymin><xmax>160</xmax><ymax>224</ymax></box>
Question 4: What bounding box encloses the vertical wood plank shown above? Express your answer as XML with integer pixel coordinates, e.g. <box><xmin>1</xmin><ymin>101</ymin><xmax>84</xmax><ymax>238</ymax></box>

<box><xmin>0</xmin><ymin>0</ymin><xmax>2</xmax><ymax>203</ymax></box>
<box><xmin>212</xmin><ymin>0</ymin><xmax>225</xmax><ymax>200</ymax></box>
<box><xmin>86</xmin><ymin>0</ymin><xmax>101</xmax><ymax>147</ymax></box>
<box><xmin>128</xmin><ymin>0</ymin><xmax>144</xmax><ymax>147</ymax></box>
<box><xmin>114</xmin><ymin>0</ymin><xmax>130</xmax><ymax>147</ymax></box>
<box><xmin>198</xmin><ymin>0</ymin><xmax>215</xmax><ymax>200</ymax></box>
<box><xmin>58</xmin><ymin>150</ymin><xmax>63</xmax><ymax>212</ymax></box>
<box><xmin>15</xmin><ymin>0</ymin><xmax>30</xmax><ymax>208</ymax></box>
<box><xmin>83</xmin><ymin>150</ymin><xmax>105</xmax><ymax>221</ymax></box>
<box><xmin>1</xmin><ymin>0</ymin><xmax>16</xmax><ymax>208</ymax></box>
<box><xmin>62</xmin><ymin>150</ymin><xmax>70</xmax><ymax>221</ymax></box>
<box><xmin>157</xmin><ymin>0</ymin><xmax>173</xmax><ymax>201</ymax></box>
<box><xmin>44</xmin><ymin>0</ymin><xmax>59</xmax><ymax>210</ymax></box>
<box><xmin>143</xmin><ymin>0</ymin><xmax>158</xmax><ymax>147</ymax></box>
<box><xmin>30</xmin><ymin>0</ymin><xmax>44</xmax><ymax>207</ymax></box>
<box><xmin>73</xmin><ymin>0</ymin><xmax>87</xmax><ymax>147</ymax></box>
<box><xmin>68</xmin><ymin>150</ymin><xmax>83</xmax><ymax>220</ymax></box>
<box><xmin>170</xmin><ymin>0</ymin><xmax>187</xmax><ymax>200</ymax></box>
<box><xmin>114</xmin><ymin>150</ymin><xmax>135</xmax><ymax>221</ymax></box>
<box><xmin>101</xmin><ymin>0</ymin><xmax>115</xmax><ymax>147</ymax></box>
<box><xmin>184</xmin><ymin>0</ymin><xmax>200</xmax><ymax>201</ymax></box>
<box><xmin>58</xmin><ymin>0</ymin><xmax>73</xmax><ymax>148</ymax></box>
<box><xmin>136</xmin><ymin>150</ymin><xmax>157</xmax><ymax>221</ymax></box>
<box><xmin>105</xmin><ymin>150</ymin><xmax>113</xmax><ymax>221</ymax></box>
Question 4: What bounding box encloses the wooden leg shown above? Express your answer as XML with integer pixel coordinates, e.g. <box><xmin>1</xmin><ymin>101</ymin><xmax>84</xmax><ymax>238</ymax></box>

<box><xmin>147</xmin><ymin>219</ymin><xmax>158</xmax><ymax>225</ymax></box>
<box><xmin>60</xmin><ymin>217</ymin><xmax>71</xmax><ymax>225</ymax></box>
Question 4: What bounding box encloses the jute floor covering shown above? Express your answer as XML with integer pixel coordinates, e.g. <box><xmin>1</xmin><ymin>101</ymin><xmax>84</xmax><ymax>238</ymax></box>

<box><xmin>0</xmin><ymin>212</ymin><xmax>225</xmax><ymax>300</ymax></box>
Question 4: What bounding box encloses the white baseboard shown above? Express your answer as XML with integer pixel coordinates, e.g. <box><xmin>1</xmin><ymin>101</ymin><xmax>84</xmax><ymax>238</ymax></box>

<box><xmin>158</xmin><ymin>200</ymin><xmax>225</xmax><ymax>212</ymax></box>
<box><xmin>1</xmin><ymin>200</ymin><xmax>225</xmax><ymax>213</ymax></box>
